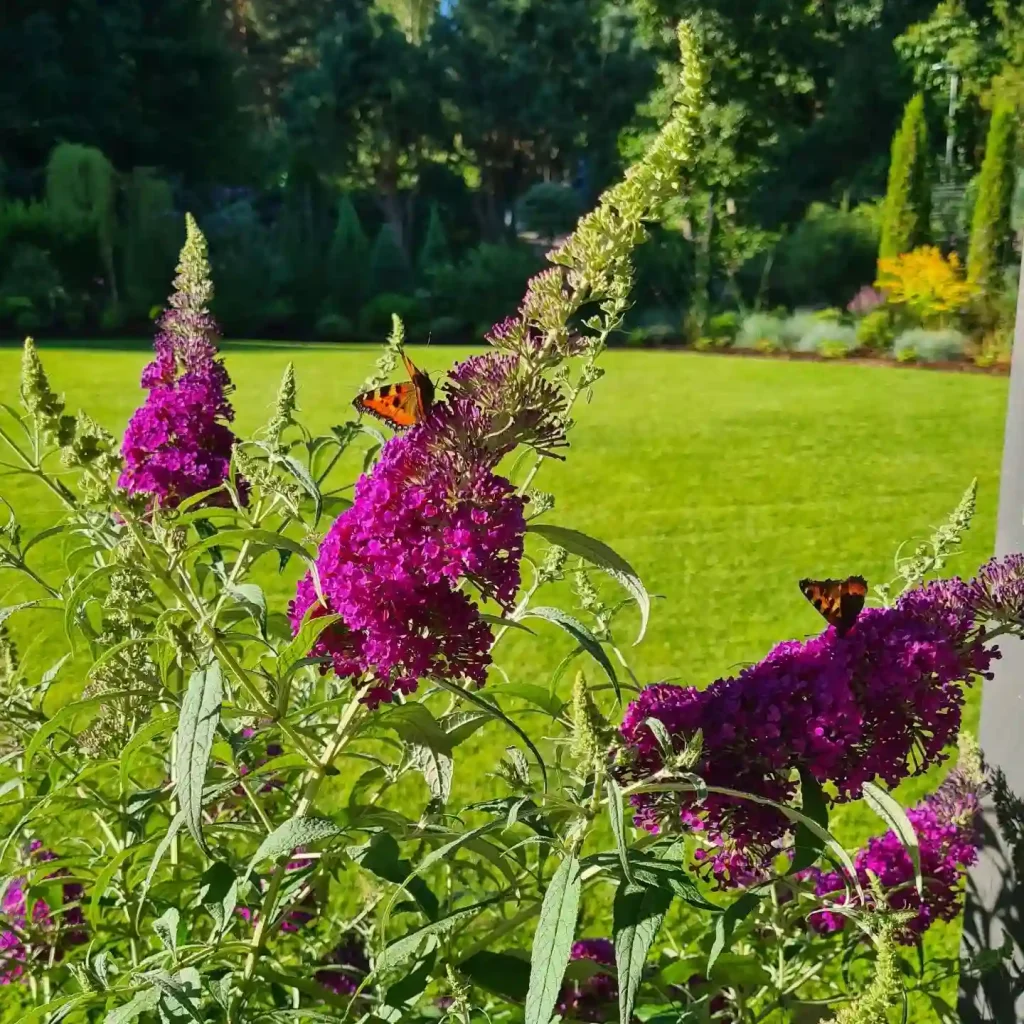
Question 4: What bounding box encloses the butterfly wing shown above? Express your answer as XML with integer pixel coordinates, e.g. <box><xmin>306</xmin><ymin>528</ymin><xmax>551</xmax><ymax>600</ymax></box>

<box><xmin>352</xmin><ymin>349</ymin><xmax>435</xmax><ymax>429</ymax></box>
<box><xmin>401</xmin><ymin>350</ymin><xmax>435</xmax><ymax>421</ymax></box>
<box><xmin>353</xmin><ymin>382</ymin><xmax>421</xmax><ymax>427</ymax></box>
<box><xmin>799</xmin><ymin>575</ymin><xmax>867</xmax><ymax>636</ymax></box>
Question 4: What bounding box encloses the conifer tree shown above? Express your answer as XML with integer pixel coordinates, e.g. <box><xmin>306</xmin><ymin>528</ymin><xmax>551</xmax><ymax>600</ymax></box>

<box><xmin>416</xmin><ymin>202</ymin><xmax>451</xmax><ymax>281</ymax></box>
<box><xmin>967</xmin><ymin>101</ymin><xmax>1017</xmax><ymax>292</ymax></box>
<box><xmin>326</xmin><ymin>195</ymin><xmax>371</xmax><ymax>314</ymax></box>
<box><xmin>879</xmin><ymin>93</ymin><xmax>932</xmax><ymax>262</ymax></box>
<box><xmin>369</xmin><ymin>223</ymin><xmax>412</xmax><ymax>296</ymax></box>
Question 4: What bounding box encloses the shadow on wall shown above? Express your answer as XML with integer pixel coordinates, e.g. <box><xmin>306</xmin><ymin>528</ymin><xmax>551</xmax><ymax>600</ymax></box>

<box><xmin>958</xmin><ymin>773</ymin><xmax>1024</xmax><ymax>1019</ymax></box>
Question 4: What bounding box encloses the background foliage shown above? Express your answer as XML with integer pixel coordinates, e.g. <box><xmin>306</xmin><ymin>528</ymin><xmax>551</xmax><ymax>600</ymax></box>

<box><xmin>1</xmin><ymin>0</ymin><xmax>1021</xmax><ymax>344</ymax></box>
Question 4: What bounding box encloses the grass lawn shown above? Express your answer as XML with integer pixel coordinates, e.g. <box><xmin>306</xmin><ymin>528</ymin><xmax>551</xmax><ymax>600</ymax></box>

<box><xmin>0</xmin><ymin>340</ymin><xmax>1009</xmax><ymax>1008</ymax></box>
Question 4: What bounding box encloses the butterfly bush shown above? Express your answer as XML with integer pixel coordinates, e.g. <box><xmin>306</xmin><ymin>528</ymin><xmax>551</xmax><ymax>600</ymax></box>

<box><xmin>616</xmin><ymin>578</ymin><xmax>996</xmax><ymax>886</ymax></box>
<box><xmin>315</xmin><ymin>935</ymin><xmax>371</xmax><ymax>996</ymax></box>
<box><xmin>119</xmin><ymin>213</ymin><xmax>241</xmax><ymax>508</ymax></box>
<box><xmin>803</xmin><ymin>741</ymin><xmax>984</xmax><ymax>942</ymax></box>
<box><xmin>0</xmin><ymin>844</ymin><xmax>86</xmax><ymax>986</ymax></box>
<box><xmin>1</xmin><ymin>22</ymin><xmax>1009</xmax><ymax>1024</ymax></box>
<box><xmin>557</xmin><ymin>939</ymin><xmax>618</xmax><ymax>1022</ymax></box>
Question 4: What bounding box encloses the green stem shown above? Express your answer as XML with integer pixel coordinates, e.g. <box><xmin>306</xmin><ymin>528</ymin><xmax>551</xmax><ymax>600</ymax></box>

<box><xmin>241</xmin><ymin>694</ymin><xmax>368</xmax><ymax>985</ymax></box>
<box><xmin>113</xmin><ymin>500</ymin><xmax>318</xmax><ymax>763</ymax></box>
<box><xmin>0</xmin><ymin>423</ymin><xmax>77</xmax><ymax>510</ymax></box>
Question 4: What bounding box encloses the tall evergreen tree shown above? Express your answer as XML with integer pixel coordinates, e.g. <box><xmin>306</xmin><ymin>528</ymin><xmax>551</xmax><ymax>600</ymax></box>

<box><xmin>45</xmin><ymin>142</ymin><xmax>118</xmax><ymax>304</ymax></box>
<box><xmin>879</xmin><ymin>93</ymin><xmax>932</xmax><ymax>262</ymax></box>
<box><xmin>416</xmin><ymin>202</ymin><xmax>451</xmax><ymax>280</ymax></box>
<box><xmin>326</xmin><ymin>195</ymin><xmax>371</xmax><ymax>314</ymax></box>
<box><xmin>369</xmin><ymin>223</ymin><xmax>412</xmax><ymax>295</ymax></box>
<box><xmin>967</xmin><ymin>100</ymin><xmax>1018</xmax><ymax>292</ymax></box>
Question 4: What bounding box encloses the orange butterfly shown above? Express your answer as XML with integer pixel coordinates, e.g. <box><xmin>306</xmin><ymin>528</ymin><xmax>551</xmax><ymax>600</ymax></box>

<box><xmin>352</xmin><ymin>350</ymin><xmax>435</xmax><ymax>428</ymax></box>
<box><xmin>799</xmin><ymin>575</ymin><xmax>868</xmax><ymax>637</ymax></box>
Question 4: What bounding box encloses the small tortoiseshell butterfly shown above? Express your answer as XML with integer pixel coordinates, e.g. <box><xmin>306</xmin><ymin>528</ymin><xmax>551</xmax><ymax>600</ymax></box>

<box><xmin>352</xmin><ymin>349</ymin><xmax>434</xmax><ymax>428</ymax></box>
<box><xmin>799</xmin><ymin>575</ymin><xmax>868</xmax><ymax>637</ymax></box>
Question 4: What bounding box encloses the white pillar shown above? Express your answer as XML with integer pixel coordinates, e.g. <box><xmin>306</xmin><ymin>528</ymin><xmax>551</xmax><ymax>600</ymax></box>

<box><xmin>959</xmin><ymin>248</ymin><xmax>1024</xmax><ymax>1019</ymax></box>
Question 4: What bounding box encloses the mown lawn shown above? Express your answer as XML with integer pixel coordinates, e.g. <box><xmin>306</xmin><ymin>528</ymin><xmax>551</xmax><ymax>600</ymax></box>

<box><xmin>0</xmin><ymin>340</ymin><xmax>1009</xmax><ymax>1007</ymax></box>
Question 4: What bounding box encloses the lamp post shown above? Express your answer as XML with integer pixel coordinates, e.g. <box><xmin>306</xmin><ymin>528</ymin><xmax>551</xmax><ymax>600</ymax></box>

<box><xmin>958</xmin><ymin>246</ymin><xmax>1024</xmax><ymax>1018</ymax></box>
<box><xmin>931</xmin><ymin>61</ymin><xmax>960</xmax><ymax>183</ymax></box>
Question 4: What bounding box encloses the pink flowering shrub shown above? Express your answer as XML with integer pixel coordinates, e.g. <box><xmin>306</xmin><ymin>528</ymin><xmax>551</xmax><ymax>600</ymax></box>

<box><xmin>0</xmin><ymin>25</ymin><xmax>1018</xmax><ymax>1024</ymax></box>
<box><xmin>119</xmin><ymin>214</ymin><xmax>243</xmax><ymax>508</ymax></box>
<box><xmin>803</xmin><ymin>754</ymin><xmax>983</xmax><ymax>941</ymax></box>
<box><xmin>617</xmin><ymin>577</ymin><xmax>994</xmax><ymax>885</ymax></box>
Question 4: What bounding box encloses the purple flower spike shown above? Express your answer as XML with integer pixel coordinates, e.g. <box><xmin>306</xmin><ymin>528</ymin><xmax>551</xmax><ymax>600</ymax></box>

<box><xmin>558</xmin><ymin>939</ymin><xmax>618</xmax><ymax>1022</ymax></box>
<box><xmin>289</xmin><ymin>349</ymin><xmax>557</xmax><ymax>707</ymax></box>
<box><xmin>802</xmin><ymin>752</ymin><xmax>984</xmax><ymax>941</ymax></box>
<box><xmin>119</xmin><ymin>213</ymin><xmax>243</xmax><ymax>508</ymax></box>
<box><xmin>618</xmin><ymin>580</ymin><xmax>996</xmax><ymax>885</ymax></box>
<box><xmin>315</xmin><ymin>935</ymin><xmax>371</xmax><ymax>996</ymax></box>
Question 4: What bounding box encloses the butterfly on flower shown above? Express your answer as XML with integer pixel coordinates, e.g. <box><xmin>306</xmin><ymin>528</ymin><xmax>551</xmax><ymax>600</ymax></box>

<box><xmin>799</xmin><ymin>575</ymin><xmax>868</xmax><ymax>637</ymax></box>
<box><xmin>352</xmin><ymin>349</ymin><xmax>435</xmax><ymax>428</ymax></box>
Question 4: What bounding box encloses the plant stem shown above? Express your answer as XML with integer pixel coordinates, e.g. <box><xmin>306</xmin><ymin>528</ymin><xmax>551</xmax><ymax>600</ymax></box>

<box><xmin>241</xmin><ymin>694</ymin><xmax>367</xmax><ymax>985</ymax></box>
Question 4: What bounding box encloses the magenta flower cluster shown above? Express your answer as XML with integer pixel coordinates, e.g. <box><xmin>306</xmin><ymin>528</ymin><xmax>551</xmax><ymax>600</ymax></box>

<box><xmin>290</xmin><ymin>354</ymin><xmax>535</xmax><ymax>708</ymax></box>
<box><xmin>847</xmin><ymin>285</ymin><xmax>885</xmax><ymax>315</ymax></box>
<box><xmin>558</xmin><ymin>939</ymin><xmax>618</xmax><ymax>1022</ymax></box>
<box><xmin>119</xmin><ymin>219</ymin><xmax>241</xmax><ymax>508</ymax></box>
<box><xmin>617</xmin><ymin>580</ymin><xmax>995</xmax><ymax>885</ymax></box>
<box><xmin>803</xmin><ymin>761</ymin><xmax>982</xmax><ymax>941</ymax></box>
<box><xmin>1</xmin><ymin>844</ymin><xmax>86</xmax><ymax>985</ymax></box>
<box><xmin>315</xmin><ymin>935</ymin><xmax>371</xmax><ymax>996</ymax></box>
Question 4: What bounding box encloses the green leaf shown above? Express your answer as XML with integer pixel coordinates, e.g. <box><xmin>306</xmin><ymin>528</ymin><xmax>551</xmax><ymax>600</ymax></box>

<box><xmin>409</xmin><ymin>743</ymin><xmax>453</xmax><ymax>804</ymax></box>
<box><xmin>138</xmin><ymin>811</ymin><xmax>185</xmax><ymax>924</ymax></box>
<box><xmin>199</xmin><ymin>860</ymin><xmax>238</xmax><ymax>932</ymax></box>
<box><xmin>606</xmin><ymin>778</ymin><xmax>633</xmax><ymax>883</ymax></box>
<box><xmin>281</xmin><ymin>454</ymin><xmax>323</xmax><ymax>523</ymax></box>
<box><xmin>153</xmin><ymin>907</ymin><xmax>180</xmax><ymax>953</ymax></box>
<box><xmin>225</xmin><ymin>583</ymin><xmax>268</xmax><ymax>639</ymax></box>
<box><xmin>174</xmin><ymin>661</ymin><xmax>224</xmax><ymax>854</ymax></box>
<box><xmin>708</xmin><ymin>891</ymin><xmax>762</xmax><ymax>975</ymax></box>
<box><xmin>478</xmin><ymin>612</ymin><xmax>535</xmax><ymax>634</ymax></box>
<box><xmin>89</xmin><ymin>847</ymin><xmax>134</xmax><ymax>924</ymax></box>
<box><xmin>490</xmin><ymin>682</ymin><xmax>565</xmax><ymax>719</ymax></box>
<box><xmin>64</xmin><ymin>563</ymin><xmax>122</xmax><ymax>647</ymax></box>
<box><xmin>120</xmin><ymin>713</ymin><xmax>176</xmax><ymax>792</ymax></box>
<box><xmin>25</xmin><ymin>695</ymin><xmax>109</xmax><ymax>765</ymax></box>
<box><xmin>187</xmin><ymin>528</ymin><xmax>313</xmax><ymax>563</ymax></box>
<box><xmin>277</xmin><ymin>612</ymin><xmax>342</xmax><ymax>674</ymax></box>
<box><xmin>246</xmin><ymin>817</ymin><xmax>345</xmax><ymax>881</ymax></box>
<box><xmin>528</xmin><ymin>524</ymin><xmax>651</xmax><ymax>644</ymax></box>
<box><xmin>459</xmin><ymin>950</ymin><xmax>531</xmax><ymax>1002</ymax></box>
<box><xmin>22</xmin><ymin>523</ymin><xmax>66</xmax><ymax>557</ymax></box>
<box><xmin>0</xmin><ymin>600</ymin><xmax>40</xmax><ymax>626</ymax></box>
<box><xmin>104</xmin><ymin>988</ymin><xmax>160</xmax><ymax>1024</ymax></box>
<box><xmin>614</xmin><ymin>879</ymin><xmax>673</xmax><ymax>1024</ymax></box>
<box><xmin>350</xmin><ymin>832</ymin><xmax>439</xmax><ymax>919</ymax></box>
<box><xmin>519</xmin><ymin>606</ymin><xmax>619</xmax><ymax>700</ymax></box>
<box><xmin>441</xmin><ymin>710</ymin><xmax>491</xmax><ymax>746</ymax></box>
<box><xmin>376</xmin><ymin>897</ymin><xmax>503</xmax><ymax>973</ymax></box>
<box><xmin>150</xmin><ymin>969</ymin><xmax>203</xmax><ymax>1023</ymax></box>
<box><xmin>524</xmin><ymin>854</ymin><xmax>581</xmax><ymax>1024</ymax></box>
<box><xmin>862</xmin><ymin>781</ymin><xmax>922</xmax><ymax>896</ymax></box>
<box><xmin>432</xmin><ymin>677</ymin><xmax>548</xmax><ymax>790</ymax></box>
<box><xmin>383</xmin><ymin>953</ymin><xmax>436</xmax><ymax>1008</ymax></box>
<box><xmin>381</xmin><ymin>702</ymin><xmax>453</xmax><ymax>754</ymax></box>
<box><xmin>790</xmin><ymin>767</ymin><xmax>829</xmax><ymax>873</ymax></box>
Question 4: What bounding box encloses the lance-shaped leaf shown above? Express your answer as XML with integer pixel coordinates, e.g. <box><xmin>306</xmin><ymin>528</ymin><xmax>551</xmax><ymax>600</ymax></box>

<box><xmin>519</xmin><ymin>606</ymin><xmax>619</xmax><ymax>700</ymax></box>
<box><xmin>174</xmin><ymin>661</ymin><xmax>224</xmax><ymax>853</ymax></box>
<box><xmin>524</xmin><ymin>854</ymin><xmax>581</xmax><ymax>1024</ymax></box>
<box><xmin>528</xmin><ymin>524</ymin><xmax>651</xmax><ymax>644</ymax></box>
<box><xmin>614</xmin><ymin>879</ymin><xmax>674</xmax><ymax>1024</ymax></box>
<box><xmin>863</xmin><ymin>781</ymin><xmax>922</xmax><ymax>896</ymax></box>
